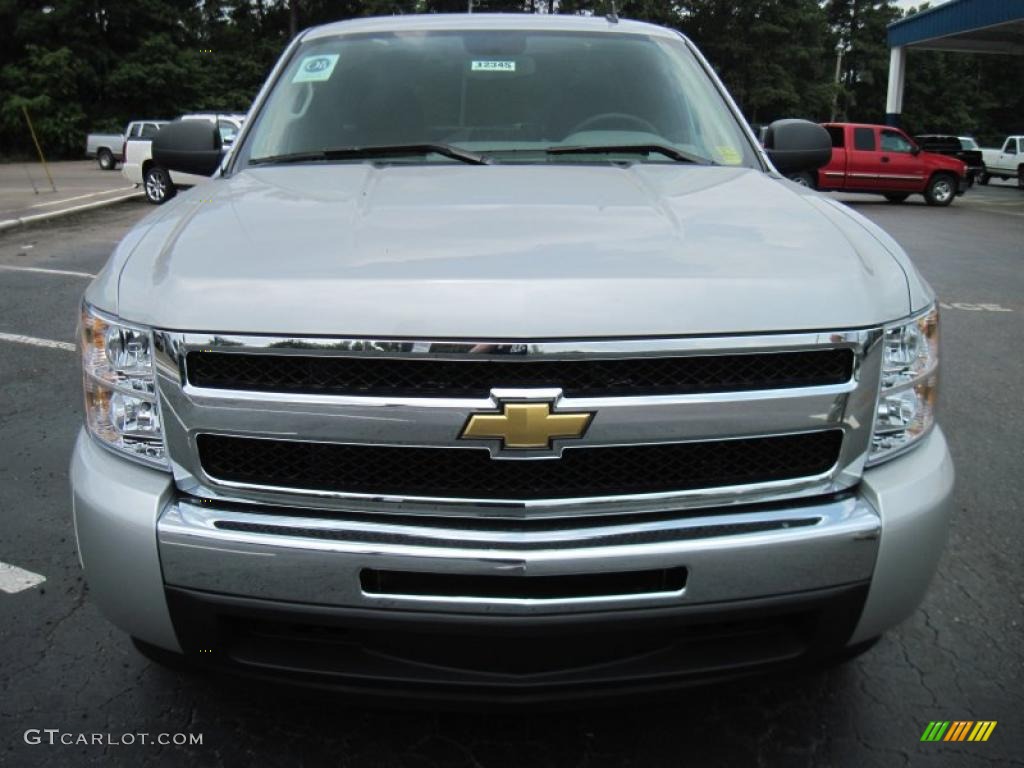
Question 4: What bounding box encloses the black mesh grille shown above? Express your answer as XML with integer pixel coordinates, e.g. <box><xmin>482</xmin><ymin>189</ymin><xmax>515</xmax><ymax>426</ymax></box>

<box><xmin>186</xmin><ymin>349</ymin><xmax>854</xmax><ymax>398</ymax></box>
<box><xmin>197</xmin><ymin>431</ymin><xmax>843</xmax><ymax>500</ymax></box>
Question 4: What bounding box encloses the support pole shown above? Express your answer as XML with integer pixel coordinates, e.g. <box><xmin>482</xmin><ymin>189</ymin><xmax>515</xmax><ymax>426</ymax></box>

<box><xmin>884</xmin><ymin>46</ymin><xmax>906</xmax><ymax>127</ymax></box>
<box><xmin>22</xmin><ymin>106</ymin><xmax>56</xmax><ymax>193</ymax></box>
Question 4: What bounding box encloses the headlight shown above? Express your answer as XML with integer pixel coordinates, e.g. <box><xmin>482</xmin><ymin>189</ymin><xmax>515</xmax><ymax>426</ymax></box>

<box><xmin>80</xmin><ymin>304</ymin><xmax>168</xmax><ymax>468</ymax></box>
<box><xmin>868</xmin><ymin>305</ymin><xmax>938</xmax><ymax>465</ymax></box>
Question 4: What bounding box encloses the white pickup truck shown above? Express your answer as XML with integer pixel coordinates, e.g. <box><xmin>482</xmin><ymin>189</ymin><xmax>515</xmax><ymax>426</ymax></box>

<box><xmin>85</xmin><ymin>120</ymin><xmax>167</xmax><ymax>170</ymax></box>
<box><xmin>122</xmin><ymin>114</ymin><xmax>244</xmax><ymax>203</ymax></box>
<box><xmin>979</xmin><ymin>136</ymin><xmax>1024</xmax><ymax>187</ymax></box>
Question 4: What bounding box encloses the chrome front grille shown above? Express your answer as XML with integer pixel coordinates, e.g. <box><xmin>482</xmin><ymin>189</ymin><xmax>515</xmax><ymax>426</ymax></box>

<box><xmin>153</xmin><ymin>330</ymin><xmax>883</xmax><ymax>519</ymax></box>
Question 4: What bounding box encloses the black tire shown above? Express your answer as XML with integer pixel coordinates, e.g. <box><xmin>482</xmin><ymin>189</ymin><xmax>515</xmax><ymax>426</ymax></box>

<box><xmin>143</xmin><ymin>165</ymin><xmax>176</xmax><ymax>205</ymax></box>
<box><xmin>1018</xmin><ymin>165</ymin><xmax>1023</xmax><ymax>189</ymax></box>
<box><xmin>977</xmin><ymin>171</ymin><xmax>989</xmax><ymax>185</ymax></box>
<box><xmin>97</xmin><ymin>148</ymin><xmax>115</xmax><ymax>171</ymax></box>
<box><xmin>884</xmin><ymin>193</ymin><xmax>909</xmax><ymax>204</ymax></box>
<box><xmin>790</xmin><ymin>171</ymin><xmax>816</xmax><ymax>189</ymax></box>
<box><xmin>819</xmin><ymin>636</ymin><xmax>881</xmax><ymax>669</ymax></box>
<box><xmin>924</xmin><ymin>173</ymin><xmax>956</xmax><ymax>207</ymax></box>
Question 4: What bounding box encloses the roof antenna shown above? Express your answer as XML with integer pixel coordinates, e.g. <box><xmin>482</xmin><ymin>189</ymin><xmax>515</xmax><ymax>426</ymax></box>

<box><xmin>606</xmin><ymin>0</ymin><xmax>619</xmax><ymax>23</ymax></box>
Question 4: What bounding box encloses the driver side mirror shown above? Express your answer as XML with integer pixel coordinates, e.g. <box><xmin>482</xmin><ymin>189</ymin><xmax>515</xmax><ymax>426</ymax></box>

<box><xmin>152</xmin><ymin>120</ymin><xmax>224</xmax><ymax>177</ymax></box>
<box><xmin>911</xmin><ymin>145</ymin><xmax>921</xmax><ymax>156</ymax></box>
<box><xmin>762</xmin><ymin>119</ymin><xmax>832</xmax><ymax>175</ymax></box>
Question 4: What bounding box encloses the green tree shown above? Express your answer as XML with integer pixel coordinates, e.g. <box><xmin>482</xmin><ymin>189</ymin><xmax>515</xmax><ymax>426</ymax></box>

<box><xmin>825</xmin><ymin>0</ymin><xmax>901</xmax><ymax>122</ymax></box>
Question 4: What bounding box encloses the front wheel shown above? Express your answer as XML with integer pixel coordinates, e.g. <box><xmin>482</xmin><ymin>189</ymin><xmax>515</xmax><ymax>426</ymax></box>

<box><xmin>884</xmin><ymin>193</ymin><xmax>909</xmax><ymax>204</ymax></box>
<box><xmin>790</xmin><ymin>171</ymin><xmax>816</xmax><ymax>189</ymax></box>
<box><xmin>143</xmin><ymin>165</ymin><xmax>176</xmax><ymax>205</ymax></box>
<box><xmin>1018</xmin><ymin>165</ymin><xmax>1023</xmax><ymax>189</ymax></box>
<box><xmin>977</xmin><ymin>171</ymin><xmax>989</xmax><ymax>185</ymax></box>
<box><xmin>97</xmin><ymin>149</ymin><xmax>115</xmax><ymax>171</ymax></box>
<box><xmin>924</xmin><ymin>174</ymin><xmax>956</xmax><ymax>206</ymax></box>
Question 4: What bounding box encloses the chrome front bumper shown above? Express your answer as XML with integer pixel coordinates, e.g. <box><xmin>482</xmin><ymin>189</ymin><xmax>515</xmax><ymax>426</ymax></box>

<box><xmin>71</xmin><ymin>426</ymin><xmax>953</xmax><ymax>655</ymax></box>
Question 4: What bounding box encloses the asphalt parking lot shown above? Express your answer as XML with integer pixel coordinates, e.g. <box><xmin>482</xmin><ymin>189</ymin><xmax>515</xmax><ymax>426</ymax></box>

<box><xmin>0</xmin><ymin>181</ymin><xmax>1022</xmax><ymax>767</ymax></box>
<box><xmin>0</xmin><ymin>161</ymin><xmax>141</xmax><ymax>228</ymax></box>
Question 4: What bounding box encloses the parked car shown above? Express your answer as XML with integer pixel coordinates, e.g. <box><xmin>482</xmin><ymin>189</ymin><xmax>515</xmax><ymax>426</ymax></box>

<box><xmin>122</xmin><ymin>114</ymin><xmax>245</xmax><ymax>203</ymax></box>
<box><xmin>913</xmin><ymin>134</ymin><xmax>984</xmax><ymax>185</ymax></box>
<box><xmin>979</xmin><ymin>136</ymin><xmax>1024</xmax><ymax>187</ymax></box>
<box><xmin>793</xmin><ymin>123</ymin><xmax>968</xmax><ymax>205</ymax></box>
<box><xmin>73</xmin><ymin>15</ymin><xmax>952</xmax><ymax>699</ymax></box>
<box><xmin>85</xmin><ymin>120</ymin><xmax>166</xmax><ymax>170</ymax></box>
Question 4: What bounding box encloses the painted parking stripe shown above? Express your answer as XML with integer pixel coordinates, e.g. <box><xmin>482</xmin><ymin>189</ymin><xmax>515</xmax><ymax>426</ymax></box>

<box><xmin>0</xmin><ymin>561</ymin><xmax>46</xmax><ymax>594</ymax></box>
<box><xmin>28</xmin><ymin>187</ymin><xmax>136</xmax><ymax>209</ymax></box>
<box><xmin>939</xmin><ymin>302</ymin><xmax>1014</xmax><ymax>312</ymax></box>
<box><xmin>0</xmin><ymin>264</ymin><xmax>95</xmax><ymax>279</ymax></box>
<box><xmin>0</xmin><ymin>331</ymin><xmax>75</xmax><ymax>352</ymax></box>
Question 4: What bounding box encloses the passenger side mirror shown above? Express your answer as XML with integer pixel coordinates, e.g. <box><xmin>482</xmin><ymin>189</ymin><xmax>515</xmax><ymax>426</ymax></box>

<box><xmin>762</xmin><ymin>119</ymin><xmax>833</xmax><ymax>175</ymax></box>
<box><xmin>152</xmin><ymin>120</ymin><xmax>224</xmax><ymax>177</ymax></box>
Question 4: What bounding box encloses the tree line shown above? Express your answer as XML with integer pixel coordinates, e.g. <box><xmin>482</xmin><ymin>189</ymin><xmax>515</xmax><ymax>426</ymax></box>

<box><xmin>1</xmin><ymin>0</ymin><xmax>1022</xmax><ymax>158</ymax></box>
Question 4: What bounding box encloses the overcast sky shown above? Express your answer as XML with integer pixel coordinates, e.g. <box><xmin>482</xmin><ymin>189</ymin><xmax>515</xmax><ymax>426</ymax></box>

<box><xmin>893</xmin><ymin>0</ymin><xmax>944</xmax><ymax>13</ymax></box>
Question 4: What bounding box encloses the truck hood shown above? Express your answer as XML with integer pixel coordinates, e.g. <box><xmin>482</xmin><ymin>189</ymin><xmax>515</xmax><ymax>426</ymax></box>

<box><xmin>109</xmin><ymin>163</ymin><xmax>915</xmax><ymax>337</ymax></box>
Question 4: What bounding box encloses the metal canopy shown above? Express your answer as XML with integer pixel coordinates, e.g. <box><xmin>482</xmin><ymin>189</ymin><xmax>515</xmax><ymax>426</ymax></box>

<box><xmin>884</xmin><ymin>0</ymin><xmax>1024</xmax><ymax>125</ymax></box>
<box><xmin>888</xmin><ymin>0</ymin><xmax>1024</xmax><ymax>55</ymax></box>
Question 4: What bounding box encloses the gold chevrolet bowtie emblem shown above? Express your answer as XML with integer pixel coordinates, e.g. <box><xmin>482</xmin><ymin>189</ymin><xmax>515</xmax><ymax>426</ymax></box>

<box><xmin>460</xmin><ymin>401</ymin><xmax>594</xmax><ymax>451</ymax></box>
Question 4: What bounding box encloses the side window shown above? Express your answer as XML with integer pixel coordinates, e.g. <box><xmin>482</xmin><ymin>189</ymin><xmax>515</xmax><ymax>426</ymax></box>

<box><xmin>880</xmin><ymin>130</ymin><xmax>914</xmax><ymax>153</ymax></box>
<box><xmin>140</xmin><ymin>123</ymin><xmax>160</xmax><ymax>139</ymax></box>
<box><xmin>129</xmin><ymin>123</ymin><xmax>142</xmax><ymax>138</ymax></box>
<box><xmin>853</xmin><ymin>127</ymin><xmax>876</xmax><ymax>151</ymax></box>
<box><xmin>1004</xmin><ymin>139</ymin><xmax>1017</xmax><ymax>155</ymax></box>
<box><xmin>825</xmin><ymin>126</ymin><xmax>844</xmax><ymax>148</ymax></box>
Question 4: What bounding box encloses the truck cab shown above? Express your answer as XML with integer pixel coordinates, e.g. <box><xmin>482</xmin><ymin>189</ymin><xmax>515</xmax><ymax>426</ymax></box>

<box><xmin>806</xmin><ymin>122</ymin><xmax>967</xmax><ymax>206</ymax></box>
<box><xmin>979</xmin><ymin>136</ymin><xmax>1024</xmax><ymax>187</ymax></box>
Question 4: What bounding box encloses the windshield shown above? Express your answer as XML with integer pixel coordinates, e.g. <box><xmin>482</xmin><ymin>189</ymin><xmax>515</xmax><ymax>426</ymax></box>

<box><xmin>959</xmin><ymin>137</ymin><xmax>978</xmax><ymax>150</ymax></box>
<box><xmin>238</xmin><ymin>29</ymin><xmax>758</xmax><ymax>168</ymax></box>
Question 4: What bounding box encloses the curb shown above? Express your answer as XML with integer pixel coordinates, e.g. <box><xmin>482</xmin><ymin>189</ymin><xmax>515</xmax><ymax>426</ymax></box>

<box><xmin>0</xmin><ymin>189</ymin><xmax>144</xmax><ymax>232</ymax></box>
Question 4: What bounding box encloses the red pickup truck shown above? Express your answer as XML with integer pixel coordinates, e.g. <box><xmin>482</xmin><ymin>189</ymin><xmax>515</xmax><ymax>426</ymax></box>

<box><xmin>793</xmin><ymin>122</ymin><xmax>968</xmax><ymax>206</ymax></box>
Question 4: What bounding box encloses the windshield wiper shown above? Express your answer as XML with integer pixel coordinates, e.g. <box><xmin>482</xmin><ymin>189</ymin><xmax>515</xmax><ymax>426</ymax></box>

<box><xmin>545</xmin><ymin>144</ymin><xmax>713</xmax><ymax>165</ymax></box>
<box><xmin>250</xmin><ymin>143</ymin><xmax>489</xmax><ymax>166</ymax></box>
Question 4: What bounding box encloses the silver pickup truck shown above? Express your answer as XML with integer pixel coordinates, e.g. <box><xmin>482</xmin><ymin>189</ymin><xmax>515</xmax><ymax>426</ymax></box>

<box><xmin>85</xmin><ymin>120</ymin><xmax>167</xmax><ymax>170</ymax></box>
<box><xmin>72</xmin><ymin>14</ymin><xmax>953</xmax><ymax>700</ymax></box>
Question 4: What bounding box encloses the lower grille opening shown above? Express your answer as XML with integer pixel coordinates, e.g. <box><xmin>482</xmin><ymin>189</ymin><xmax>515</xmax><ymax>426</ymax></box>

<box><xmin>360</xmin><ymin>567</ymin><xmax>687</xmax><ymax>600</ymax></box>
<box><xmin>197</xmin><ymin>430</ymin><xmax>843</xmax><ymax>500</ymax></box>
<box><xmin>226</xmin><ymin>611</ymin><xmax>803</xmax><ymax>676</ymax></box>
<box><xmin>166</xmin><ymin>584</ymin><xmax>870</xmax><ymax>692</ymax></box>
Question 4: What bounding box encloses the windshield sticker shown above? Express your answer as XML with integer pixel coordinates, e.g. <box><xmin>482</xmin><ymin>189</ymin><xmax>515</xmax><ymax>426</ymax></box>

<box><xmin>714</xmin><ymin>145</ymin><xmax>742</xmax><ymax>165</ymax></box>
<box><xmin>292</xmin><ymin>54</ymin><xmax>339</xmax><ymax>83</ymax></box>
<box><xmin>471</xmin><ymin>60</ymin><xmax>516</xmax><ymax>73</ymax></box>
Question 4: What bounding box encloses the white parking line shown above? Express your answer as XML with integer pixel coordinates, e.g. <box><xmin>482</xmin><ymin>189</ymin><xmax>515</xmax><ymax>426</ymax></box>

<box><xmin>0</xmin><ymin>331</ymin><xmax>75</xmax><ymax>352</ymax></box>
<box><xmin>0</xmin><ymin>561</ymin><xmax>46</xmax><ymax>594</ymax></box>
<box><xmin>28</xmin><ymin>187</ymin><xmax>136</xmax><ymax>209</ymax></box>
<box><xmin>0</xmin><ymin>264</ymin><xmax>95</xmax><ymax>279</ymax></box>
<box><xmin>940</xmin><ymin>302</ymin><xmax>1014</xmax><ymax>313</ymax></box>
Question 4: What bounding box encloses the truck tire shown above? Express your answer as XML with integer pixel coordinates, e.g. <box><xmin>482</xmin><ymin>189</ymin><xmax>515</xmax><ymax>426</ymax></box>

<box><xmin>1018</xmin><ymin>165</ymin><xmax>1023</xmax><ymax>189</ymax></box>
<box><xmin>884</xmin><ymin>193</ymin><xmax>909</xmax><ymax>204</ymax></box>
<box><xmin>97</xmin><ymin>148</ymin><xmax>115</xmax><ymax>171</ymax></box>
<box><xmin>977</xmin><ymin>171</ymin><xmax>989</xmax><ymax>185</ymax></box>
<box><xmin>131</xmin><ymin>638</ymin><xmax>192</xmax><ymax>673</ymax></box>
<box><xmin>924</xmin><ymin>173</ymin><xmax>956</xmax><ymax>207</ymax></box>
<box><xmin>790</xmin><ymin>171</ymin><xmax>816</xmax><ymax>189</ymax></box>
<box><xmin>143</xmin><ymin>165</ymin><xmax>176</xmax><ymax>205</ymax></box>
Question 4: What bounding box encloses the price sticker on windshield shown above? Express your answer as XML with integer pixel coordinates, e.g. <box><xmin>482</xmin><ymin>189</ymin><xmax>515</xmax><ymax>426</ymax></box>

<box><xmin>471</xmin><ymin>60</ymin><xmax>516</xmax><ymax>73</ymax></box>
<box><xmin>715</xmin><ymin>145</ymin><xmax>742</xmax><ymax>165</ymax></box>
<box><xmin>293</xmin><ymin>54</ymin><xmax>339</xmax><ymax>83</ymax></box>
